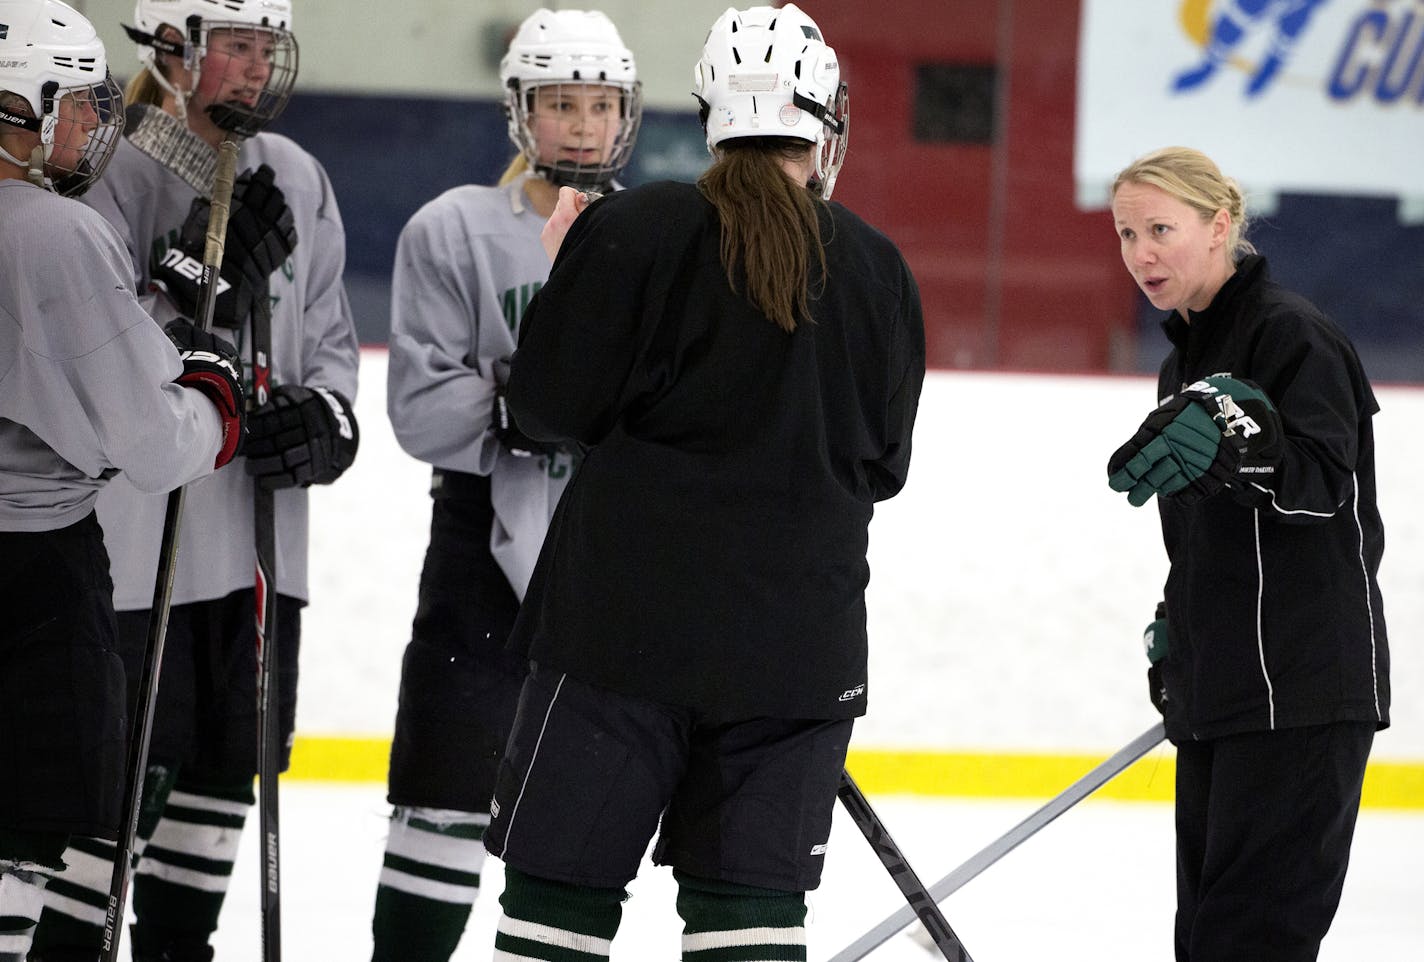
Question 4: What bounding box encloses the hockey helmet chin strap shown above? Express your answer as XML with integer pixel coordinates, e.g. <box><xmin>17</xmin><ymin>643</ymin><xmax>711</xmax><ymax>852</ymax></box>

<box><xmin>0</xmin><ymin>143</ymin><xmax>42</xmax><ymax>188</ymax></box>
<box><xmin>124</xmin><ymin>21</ymin><xmax>197</xmax><ymax>132</ymax></box>
<box><xmin>0</xmin><ymin>92</ymin><xmax>61</xmax><ymax>191</ymax></box>
<box><xmin>0</xmin><ymin>142</ymin><xmax>93</xmax><ymax>195</ymax></box>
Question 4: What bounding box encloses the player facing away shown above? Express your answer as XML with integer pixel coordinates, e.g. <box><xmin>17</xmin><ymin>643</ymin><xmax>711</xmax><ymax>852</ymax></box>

<box><xmin>482</xmin><ymin>5</ymin><xmax>925</xmax><ymax>960</ymax></box>
<box><xmin>29</xmin><ymin>1</ymin><xmax>360</xmax><ymax>960</ymax></box>
<box><xmin>372</xmin><ymin>9</ymin><xmax>641</xmax><ymax>962</ymax></box>
<box><xmin>0</xmin><ymin>1</ymin><xmax>246</xmax><ymax>958</ymax></box>
<box><xmin>1106</xmin><ymin>146</ymin><xmax>1389</xmax><ymax>962</ymax></box>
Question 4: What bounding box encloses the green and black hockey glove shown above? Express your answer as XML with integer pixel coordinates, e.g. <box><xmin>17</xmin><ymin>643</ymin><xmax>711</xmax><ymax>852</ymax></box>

<box><xmin>1107</xmin><ymin>396</ymin><xmax>1235</xmax><ymax>506</ymax></box>
<box><xmin>1107</xmin><ymin>376</ymin><xmax>1281</xmax><ymax>507</ymax></box>
<box><xmin>1144</xmin><ymin>602</ymin><xmax>1168</xmax><ymax>716</ymax></box>
<box><xmin>1143</xmin><ymin>601</ymin><xmax>1168</xmax><ymax>665</ymax></box>
<box><xmin>1179</xmin><ymin>375</ymin><xmax>1283</xmax><ymax>478</ymax></box>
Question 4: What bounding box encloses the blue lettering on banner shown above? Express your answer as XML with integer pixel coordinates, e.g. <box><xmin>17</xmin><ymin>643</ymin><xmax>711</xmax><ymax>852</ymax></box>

<box><xmin>1327</xmin><ymin>3</ymin><xmax>1424</xmax><ymax>104</ymax></box>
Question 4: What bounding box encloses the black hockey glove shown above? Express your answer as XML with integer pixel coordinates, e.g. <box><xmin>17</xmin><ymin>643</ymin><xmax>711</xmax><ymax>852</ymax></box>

<box><xmin>1147</xmin><ymin>664</ymin><xmax>1168</xmax><ymax>718</ymax></box>
<box><xmin>492</xmin><ymin>383</ymin><xmax>560</xmax><ymax>458</ymax></box>
<box><xmin>1142</xmin><ymin>601</ymin><xmax>1168</xmax><ymax>665</ymax></box>
<box><xmin>1107</xmin><ymin>377</ymin><xmax>1281</xmax><ymax>507</ymax></box>
<box><xmin>244</xmin><ymin>384</ymin><xmax>359</xmax><ymax>490</ymax></box>
<box><xmin>164</xmin><ymin>319</ymin><xmax>246</xmax><ymax>468</ymax></box>
<box><xmin>151</xmin><ymin>164</ymin><xmax>298</xmax><ymax>330</ymax></box>
<box><xmin>1143</xmin><ymin>602</ymin><xmax>1169</xmax><ymax>717</ymax></box>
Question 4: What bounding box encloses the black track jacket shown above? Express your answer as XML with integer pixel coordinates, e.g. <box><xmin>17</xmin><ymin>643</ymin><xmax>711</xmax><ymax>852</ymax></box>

<box><xmin>506</xmin><ymin>181</ymin><xmax>925</xmax><ymax>722</ymax></box>
<box><xmin>1154</xmin><ymin>255</ymin><xmax>1389</xmax><ymax>742</ymax></box>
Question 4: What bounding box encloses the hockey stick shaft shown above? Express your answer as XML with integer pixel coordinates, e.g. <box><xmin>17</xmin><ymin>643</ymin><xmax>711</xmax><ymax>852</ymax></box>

<box><xmin>251</xmin><ymin>291</ymin><xmax>282</xmax><ymax>962</ymax></box>
<box><xmin>837</xmin><ymin>770</ymin><xmax>975</xmax><ymax>962</ymax></box>
<box><xmin>103</xmin><ymin>139</ymin><xmax>240</xmax><ymax>962</ymax></box>
<box><xmin>828</xmin><ymin>722</ymin><xmax>1166</xmax><ymax>962</ymax></box>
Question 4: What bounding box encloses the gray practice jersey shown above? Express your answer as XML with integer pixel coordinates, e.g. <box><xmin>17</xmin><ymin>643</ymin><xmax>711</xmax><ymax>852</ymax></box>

<box><xmin>81</xmin><ymin>133</ymin><xmax>360</xmax><ymax>609</ymax></box>
<box><xmin>387</xmin><ymin>175</ymin><xmax>575</xmax><ymax>598</ymax></box>
<box><xmin>0</xmin><ymin>180</ymin><xmax>221</xmax><ymax>532</ymax></box>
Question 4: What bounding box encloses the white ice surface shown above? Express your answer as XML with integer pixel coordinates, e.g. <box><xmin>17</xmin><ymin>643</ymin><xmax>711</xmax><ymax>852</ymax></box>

<box><xmin>195</xmin><ymin>783</ymin><xmax>1422</xmax><ymax>960</ymax></box>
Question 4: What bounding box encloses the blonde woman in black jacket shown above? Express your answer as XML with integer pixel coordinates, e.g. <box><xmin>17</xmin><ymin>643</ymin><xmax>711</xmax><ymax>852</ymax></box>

<box><xmin>1107</xmin><ymin>145</ymin><xmax>1389</xmax><ymax>962</ymax></box>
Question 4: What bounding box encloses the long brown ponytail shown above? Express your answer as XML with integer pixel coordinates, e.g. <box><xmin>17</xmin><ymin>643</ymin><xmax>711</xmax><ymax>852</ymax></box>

<box><xmin>697</xmin><ymin>138</ymin><xmax>828</xmax><ymax>333</ymax></box>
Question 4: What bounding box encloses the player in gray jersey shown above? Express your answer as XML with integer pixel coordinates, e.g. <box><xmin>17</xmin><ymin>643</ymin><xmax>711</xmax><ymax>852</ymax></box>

<box><xmin>371</xmin><ymin>9</ymin><xmax>641</xmax><ymax>961</ymax></box>
<box><xmin>0</xmin><ymin>2</ymin><xmax>245</xmax><ymax>958</ymax></box>
<box><xmin>30</xmin><ymin>2</ymin><xmax>359</xmax><ymax>960</ymax></box>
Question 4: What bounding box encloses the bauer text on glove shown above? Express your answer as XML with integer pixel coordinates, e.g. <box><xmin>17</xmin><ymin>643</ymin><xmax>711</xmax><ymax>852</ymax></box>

<box><xmin>164</xmin><ymin>319</ymin><xmax>246</xmax><ymax>468</ymax></box>
<box><xmin>151</xmin><ymin>163</ymin><xmax>298</xmax><ymax>329</ymax></box>
<box><xmin>1107</xmin><ymin>376</ymin><xmax>1281</xmax><ymax>507</ymax></box>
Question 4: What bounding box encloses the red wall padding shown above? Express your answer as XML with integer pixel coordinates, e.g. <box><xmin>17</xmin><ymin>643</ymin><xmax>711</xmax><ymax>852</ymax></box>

<box><xmin>811</xmin><ymin>0</ymin><xmax>1138</xmax><ymax>371</ymax></box>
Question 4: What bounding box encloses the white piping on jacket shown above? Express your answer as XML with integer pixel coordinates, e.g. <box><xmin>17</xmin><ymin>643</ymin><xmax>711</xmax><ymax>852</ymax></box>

<box><xmin>1349</xmin><ymin>474</ymin><xmax>1384</xmax><ymax>721</ymax></box>
<box><xmin>497</xmin><ymin>671</ymin><xmax>567</xmax><ymax>858</ymax></box>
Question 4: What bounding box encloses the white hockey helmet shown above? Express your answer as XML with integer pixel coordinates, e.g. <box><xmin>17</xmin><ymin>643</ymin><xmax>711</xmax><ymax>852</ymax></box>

<box><xmin>500</xmin><ymin>8</ymin><xmax>642</xmax><ymax>190</ymax></box>
<box><xmin>0</xmin><ymin>0</ymin><xmax>124</xmax><ymax>196</ymax></box>
<box><xmin>693</xmin><ymin>4</ymin><xmax>849</xmax><ymax>199</ymax></box>
<box><xmin>127</xmin><ymin>0</ymin><xmax>298</xmax><ymax>137</ymax></box>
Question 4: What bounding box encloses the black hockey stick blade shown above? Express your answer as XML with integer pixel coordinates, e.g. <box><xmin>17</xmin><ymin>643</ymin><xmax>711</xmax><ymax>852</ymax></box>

<box><xmin>102</xmin><ymin>139</ymin><xmax>240</xmax><ymax>962</ymax></box>
<box><xmin>829</xmin><ymin>722</ymin><xmax>1166</xmax><ymax>962</ymax></box>
<box><xmin>837</xmin><ymin>770</ymin><xmax>975</xmax><ymax>962</ymax></box>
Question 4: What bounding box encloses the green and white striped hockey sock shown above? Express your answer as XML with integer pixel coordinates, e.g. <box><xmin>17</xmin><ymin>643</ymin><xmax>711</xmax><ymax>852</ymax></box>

<box><xmin>493</xmin><ymin>866</ymin><xmax>625</xmax><ymax>962</ymax></box>
<box><xmin>675</xmin><ymin>871</ymin><xmax>808</xmax><ymax>962</ymax></box>
<box><xmin>372</xmin><ymin>806</ymin><xmax>490</xmax><ymax>962</ymax></box>
<box><xmin>129</xmin><ymin>779</ymin><xmax>252</xmax><ymax>955</ymax></box>
<box><xmin>0</xmin><ymin>859</ymin><xmax>55</xmax><ymax>962</ymax></box>
<box><xmin>31</xmin><ymin>763</ymin><xmax>179</xmax><ymax>956</ymax></box>
<box><xmin>29</xmin><ymin>835</ymin><xmax>115</xmax><ymax>951</ymax></box>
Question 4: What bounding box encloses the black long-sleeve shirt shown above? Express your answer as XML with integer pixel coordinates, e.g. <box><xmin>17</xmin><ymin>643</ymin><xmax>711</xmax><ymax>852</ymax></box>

<box><xmin>507</xmin><ymin>180</ymin><xmax>925</xmax><ymax>721</ymax></box>
<box><xmin>1154</xmin><ymin>255</ymin><xmax>1389</xmax><ymax>742</ymax></box>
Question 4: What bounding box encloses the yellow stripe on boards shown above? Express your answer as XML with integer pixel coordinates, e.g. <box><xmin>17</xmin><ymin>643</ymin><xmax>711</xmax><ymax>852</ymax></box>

<box><xmin>287</xmin><ymin>735</ymin><xmax>391</xmax><ymax>782</ymax></box>
<box><xmin>844</xmin><ymin>748</ymin><xmax>1178</xmax><ymax>803</ymax></box>
<box><xmin>284</xmin><ymin>735</ymin><xmax>1424</xmax><ymax>810</ymax></box>
<box><xmin>1360</xmin><ymin>761</ymin><xmax>1424</xmax><ymax>811</ymax></box>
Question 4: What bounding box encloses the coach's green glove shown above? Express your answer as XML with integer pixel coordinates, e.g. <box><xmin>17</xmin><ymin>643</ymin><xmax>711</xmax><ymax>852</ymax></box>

<box><xmin>1107</xmin><ymin>396</ymin><xmax>1235</xmax><ymax>506</ymax></box>
<box><xmin>1144</xmin><ymin>602</ymin><xmax>1168</xmax><ymax>716</ymax></box>
<box><xmin>1143</xmin><ymin>602</ymin><xmax>1168</xmax><ymax>665</ymax></box>
<box><xmin>1107</xmin><ymin>376</ymin><xmax>1281</xmax><ymax>507</ymax></box>
<box><xmin>1180</xmin><ymin>375</ymin><xmax>1282</xmax><ymax>475</ymax></box>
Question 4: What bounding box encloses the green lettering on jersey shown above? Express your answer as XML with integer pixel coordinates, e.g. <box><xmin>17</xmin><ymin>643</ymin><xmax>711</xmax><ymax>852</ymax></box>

<box><xmin>547</xmin><ymin>447</ymin><xmax>583</xmax><ymax>481</ymax></box>
<box><xmin>499</xmin><ymin>281</ymin><xmax>543</xmax><ymax>334</ymax></box>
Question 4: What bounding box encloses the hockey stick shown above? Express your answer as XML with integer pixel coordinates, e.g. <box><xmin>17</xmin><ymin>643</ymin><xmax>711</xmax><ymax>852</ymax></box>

<box><xmin>250</xmin><ymin>292</ymin><xmax>283</xmax><ymax>961</ymax></box>
<box><xmin>829</xmin><ymin>722</ymin><xmax>1167</xmax><ymax>962</ymax></box>
<box><xmin>102</xmin><ymin>139</ymin><xmax>240</xmax><ymax>962</ymax></box>
<box><xmin>837</xmin><ymin>770</ymin><xmax>975</xmax><ymax>962</ymax></box>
